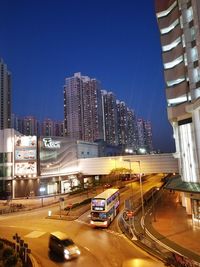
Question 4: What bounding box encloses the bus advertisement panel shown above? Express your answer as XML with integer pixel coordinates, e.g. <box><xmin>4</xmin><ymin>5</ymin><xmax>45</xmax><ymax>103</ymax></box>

<box><xmin>90</xmin><ymin>188</ymin><xmax>120</xmax><ymax>228</ymax></box>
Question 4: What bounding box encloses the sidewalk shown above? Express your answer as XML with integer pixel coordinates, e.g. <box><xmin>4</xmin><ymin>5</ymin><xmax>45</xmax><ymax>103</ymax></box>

<box><xmin>0</xmin><ymin>191</ymin><xmax>91</xmax><ymax>214</ymax></box>
<box><xmin>153</xmin><ymin>190</ymin><xmax>200</xmax><ymax>255</ymax></box>
<box><xmin>146</xmin><ymin>190</ymin><xmax>200</xmax><ymax>264</ymax></box>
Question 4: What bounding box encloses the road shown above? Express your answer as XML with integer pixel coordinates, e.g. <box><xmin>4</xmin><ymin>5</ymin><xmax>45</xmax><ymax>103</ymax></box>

<box><xmin>0</xmin><ymin>174</ymin><xmax>164</xmax><ymax>267</ymax></box>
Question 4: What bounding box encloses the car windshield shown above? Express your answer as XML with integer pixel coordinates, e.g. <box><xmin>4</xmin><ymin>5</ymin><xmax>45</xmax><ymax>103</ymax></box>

<box><xmin>62</xmin><ymin>239</ymin><xmax>74</xmax><ymax>247</ymax></box>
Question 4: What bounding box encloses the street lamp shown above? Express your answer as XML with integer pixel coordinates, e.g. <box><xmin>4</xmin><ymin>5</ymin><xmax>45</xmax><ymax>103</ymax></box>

<box><xmin>123</xmin><ymin>159</ymin><xmax>134</xmax><ymax>204</ymax></box>
<box><xmin>58</xmin><ymin>163</ymin><xmax>61</xmax><ymax>194</ymax></box>
<box><xmin>138</xmin><ymin>161</ymin><xmax>145</xmax><ymax>231</ymax></box>
<box><xmin>109</xmin><ymin>157</ymin><xmax>122</xmax><ymax>185</ymax></box>
<box><xmin>124</xmin><ymin>159</ymin><xmax>145</xmax><ymax>235</ymax></box>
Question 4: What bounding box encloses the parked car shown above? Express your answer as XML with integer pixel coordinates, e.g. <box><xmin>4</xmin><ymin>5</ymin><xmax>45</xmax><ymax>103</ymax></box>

<box><xmin>49</xmin><ymin>231</ymin><xmax>81</xmax><ymax>260</ymax></box>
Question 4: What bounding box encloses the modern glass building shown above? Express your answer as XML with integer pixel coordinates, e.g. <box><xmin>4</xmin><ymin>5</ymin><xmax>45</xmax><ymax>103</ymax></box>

<box><xmin>155</xmin><ymin>0</ymin><xmax>200</xmax><ymax>223</ymax></box>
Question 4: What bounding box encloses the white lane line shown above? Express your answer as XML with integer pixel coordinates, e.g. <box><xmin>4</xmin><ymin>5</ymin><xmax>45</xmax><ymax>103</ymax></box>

<box><xmin>84</xmin><ymin>246</ymin><xmax>91</xmax><ymax>252</ymax></box>
<box><xmin>141</xmin><ymin>217</ymin><xmax>182</xmax><ymax>255</ymax></box>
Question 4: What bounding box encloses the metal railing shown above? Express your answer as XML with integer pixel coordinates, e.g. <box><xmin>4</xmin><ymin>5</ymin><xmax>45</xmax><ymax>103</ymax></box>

<box><xmin>119</xmin><ymin>188</ymin><xmax>200</xmax><ymax>267</ymax></box>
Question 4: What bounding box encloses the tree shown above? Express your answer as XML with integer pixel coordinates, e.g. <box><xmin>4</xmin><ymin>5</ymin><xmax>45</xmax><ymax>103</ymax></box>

<box><xmin>108</xmin><ymin>168</ymin><xmax>131</xmax><ymax>182</ymax></box>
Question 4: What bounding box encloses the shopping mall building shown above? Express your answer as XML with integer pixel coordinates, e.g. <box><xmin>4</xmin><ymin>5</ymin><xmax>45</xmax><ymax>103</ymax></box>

<box><xmin>0</xmin><ymin>128</ymin><xmax>178</xmax><ymax>200</ymax></box>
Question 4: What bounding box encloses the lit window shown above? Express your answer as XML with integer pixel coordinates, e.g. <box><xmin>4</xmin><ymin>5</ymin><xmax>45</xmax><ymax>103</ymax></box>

<box><xmin>182</xmin><ymin>34</ymin><xmax>186</xmax><ymax>47</ymax></box>
<box><xmin>186</xmin><ymin>7</ymin><xmax>193</xmax><ymax>23</ymax></box>
<box><xmin>156</xmin><ymin>1</ymin><xmax>177</xmax><ymax>18</ymax></box>
<box><xmin>193</xmin><ymin>87</ymin><xmax>200</xmax><ymax>100</ymax></box>
<box><xmin>164</xmin><ymin>55</ymin><xmax>183</xmax><ymax>69</ymax></box>
<box><xmin>192</xmin><ymin>67</ymin><xmax>200</xmax><ymax>83</ymax></box>
<box><xmin>190</xmin><ymin>47</ymin><xmax>198</xmax><ymax>62</ymax></box>
<box><xmin>160</xmin><ymin>19</ymin><xmax>179</xmax><ymax>34</ymax></box>
<box><xmin>162</xmin><ymin>37</ymin><xmax>181</xmax><ymax>52</ymax></box>
<box><xmin>179</xmin><ymin>122</ymin><xmax>198</xmax><ymax>182</ymax></box>
<box><xmin>167</xmin><ymin>77</ymin><xmax>185</xmax><ymax>87</ymax></box>
<box><xmin>168</xmin><ymin>95</ymin><xmax>187</xmax><ymax>105</ymax></box>
<box><xmin>184</xmin><ymin>53</ymin><xmax>187</xmax><ymax>66</ymax></box>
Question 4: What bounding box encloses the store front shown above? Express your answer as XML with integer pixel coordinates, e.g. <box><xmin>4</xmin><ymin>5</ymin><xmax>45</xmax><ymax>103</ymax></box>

<box><xmin>164</xmin><ymin>175</ymin><xmax>200</xmax><ymax>227</ymax></box>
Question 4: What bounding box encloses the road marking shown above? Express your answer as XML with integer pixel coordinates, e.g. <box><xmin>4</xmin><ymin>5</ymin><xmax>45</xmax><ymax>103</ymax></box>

<box><xmin>84</xmin><ymin>246</ymin><xmax>91</xmax><ymax>252</ymax></box>
<box><xmin>75</xmin><ymin>219</ymin><xmax>90</xmax><ymax>226</ymax></box>
<box><xmin>25</xmin><ymin>231</ymin><xmax>46</xmax><ymax>238</ymax></box>
<box><xmin>104</xmin><ymin>229</ymin><xmax>124</xmax><ymax>237</ymax></box>
<box><xmin>76</xmin><ymin>219</ymin><xmax>125</xmax><ymax>238</ymax></box>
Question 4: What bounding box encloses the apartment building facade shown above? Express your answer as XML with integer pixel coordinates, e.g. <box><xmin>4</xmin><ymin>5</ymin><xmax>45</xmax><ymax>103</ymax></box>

<box><xmin>155</xmin><ymin>0</ymin><xmax>200</xmax><ymax>222</ymax></box>
<box><xmin>0</xmin><ymin>58</ymin><xmax>11</xmax><ymax>129</ymax></box>
<box><xmin>64</xmin><ymin>72</ymin><xmax>104</xmax><ymax>142</ymax></box>
<box><xmin>101</xmin><ymin>90</ymin><xmax>118</xmax><ymax>146</ymax></box>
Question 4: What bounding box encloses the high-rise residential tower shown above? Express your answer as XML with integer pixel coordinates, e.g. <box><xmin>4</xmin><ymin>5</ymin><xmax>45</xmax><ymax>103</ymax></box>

<box><xmin>116</xmin><ymin>101</ymin><xmax>128</xmax><ymax>147</ymax></box>
<box><xmin>0</xmin><ymin>58</ymin><xmax>11</xmax><ymax>129</ymax></box>
<box><xmin>144</xmin><ymin>120</ymin><xmax>153</xmax><ymax>152</ymax></box>
<box><xmin>40</xmin><ymin>118</ymin><xmax>64</xmax><ymax>137</ymax></box>
<box><xmin>127</xmin><ymin>108</ymin><xmax>138</xmax><ymax>151</ymax></box>
<box><xmin>64</xmin><ymin>72</ymin><xmax>103</xmax><ymax>142</ymax></box>
<box><xmin>101</xmin><ymin>90</ymin><xmax>118</xmax><ymax>146</ymax></box>
<box><xmin>155</xmin><ymin>0</ymin><xmax>200</xmax><ymax>219</ymax></box>
<box><xmin>40</xmin><ymin>118</ymin><xmax>54</xmax><ymax>136</ymax></box>
<box><xmin>137</xmin><ymin>118</ymin><xmax>146</xmax><ymax>150</ymax></box>
<box><xmin>22</xmin><ymin>116</ymin><xmax>39</xmax><ymax>136</ymax></box>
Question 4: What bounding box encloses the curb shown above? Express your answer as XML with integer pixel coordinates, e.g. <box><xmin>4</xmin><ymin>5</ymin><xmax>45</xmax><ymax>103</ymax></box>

<box><xmin>29</xmin><ymin>254</ymin><xmax>42</xmax><ymax>267</ymax></box>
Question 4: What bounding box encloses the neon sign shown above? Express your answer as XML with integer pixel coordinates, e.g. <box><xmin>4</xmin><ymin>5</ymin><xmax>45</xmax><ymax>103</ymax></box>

<box><xmin>43</xmin><ymin>138</ymin><xmax>61</xmax><ymax>149</ymax></box>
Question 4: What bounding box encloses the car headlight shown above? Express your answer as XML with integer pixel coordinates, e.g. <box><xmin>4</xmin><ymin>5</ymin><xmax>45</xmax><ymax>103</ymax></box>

<box><xmin>76</xmin><ymin>249</ymin><xmax>81</xmax><ymax>255</ymax></box>
<box><xmin>64</xmin><ymin>249</ymin><xmax>69</xmax><ymax>255</ymax></box>
<box><xmin>64</xmin><ymin>249</ymin><xmax>70</xmax><ymax>259</ymax></box>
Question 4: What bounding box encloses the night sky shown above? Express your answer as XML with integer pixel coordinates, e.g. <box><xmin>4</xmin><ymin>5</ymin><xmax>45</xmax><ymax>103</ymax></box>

<box><xmin>0</xmin><ymin>0</ymin><xmax>175</xmax><ymax>152</ymax></box>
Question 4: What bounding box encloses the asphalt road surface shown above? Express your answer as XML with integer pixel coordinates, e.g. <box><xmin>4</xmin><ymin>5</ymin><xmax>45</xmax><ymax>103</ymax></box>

<box><xmin>0</xmin><ymin>174</ymin><xmax>164</xmax><ymax>267</ymax></box>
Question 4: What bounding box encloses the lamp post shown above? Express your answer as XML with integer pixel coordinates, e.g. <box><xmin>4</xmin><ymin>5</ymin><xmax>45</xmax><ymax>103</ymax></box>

<box><xmin>58</xmin><ymin>163</ymin><xmax>61</xmax><ymax>194</ymax></box>
<box><xmin>138</xmin><ymin>161</ymin><xmax>145</xmax><ymax>235</ymax></box>
<box><xmin>124</xmin><ymin>159</ymin><xmax>145</xmax><ymax>235</ymax></box>
<box><xmin>110</xmin><ymin>157</ymin><xmax>120</xmax><ymax>185</ymax></box>
<box><xmin>123</xmin><ymin>159</ymin><xmax>134</xmax><ymax>204</ymax></box>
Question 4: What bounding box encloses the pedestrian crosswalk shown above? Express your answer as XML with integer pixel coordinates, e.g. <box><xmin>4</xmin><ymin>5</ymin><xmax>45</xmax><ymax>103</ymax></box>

<box><xmin>24</xmin><ymin>231</ymin><xmax>46</xmax><ymax>238</ymax></box>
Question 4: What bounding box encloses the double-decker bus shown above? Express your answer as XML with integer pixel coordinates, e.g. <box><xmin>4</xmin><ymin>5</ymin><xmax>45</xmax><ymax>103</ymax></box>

<box><xmin>90</xmin><ymin>188</ymin><xmax>120</xmax><ymax>228</ymax></box>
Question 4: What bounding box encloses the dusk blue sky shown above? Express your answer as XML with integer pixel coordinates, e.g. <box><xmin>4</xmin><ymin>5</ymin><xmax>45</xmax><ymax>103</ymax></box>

<box><xmin>0</xmin><ymin>0</ymin><xmax>175</xmax><ymax>152</ymax></box>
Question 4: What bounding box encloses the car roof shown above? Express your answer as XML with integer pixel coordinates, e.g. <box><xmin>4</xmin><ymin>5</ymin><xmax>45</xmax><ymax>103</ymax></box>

<box><xmin>50</xmin><ymin>231</ymin><xmax>70</xmax><ymax>241</ymax></box>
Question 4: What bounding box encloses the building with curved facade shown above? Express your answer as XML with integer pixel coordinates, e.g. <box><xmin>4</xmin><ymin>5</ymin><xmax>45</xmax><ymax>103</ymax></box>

<box><xmin>155</xmin><ymin>0</ymin><xmax>200</xmax><ymax>223</ymax></box>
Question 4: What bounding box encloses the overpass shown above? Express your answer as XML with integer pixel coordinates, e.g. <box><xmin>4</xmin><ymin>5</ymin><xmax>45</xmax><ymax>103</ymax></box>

<box><xmin>77</xmin><ymin>153</ymin><xmax>178</xmax><ymax>175</ymax></box>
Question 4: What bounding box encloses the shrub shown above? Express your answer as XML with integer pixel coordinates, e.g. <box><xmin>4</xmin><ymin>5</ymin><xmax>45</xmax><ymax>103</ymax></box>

<box><xmin>4</xmin><ymin>254</ymin><xmax>18</xmax><ymax>267</ymax></box>
<box><xmin>2</xmin><ymin>247</ymin><xmax>14</xmax><ymax>259</ymax></box>
<box><xmin>0</xmin><ymin>242</ymin><xmax>4</xmax><ymax>250</ymax></box>
<box><xmin>81</xmin><ymin>198</ymin><xmax>91</xmax><ymax>205</ymax></box>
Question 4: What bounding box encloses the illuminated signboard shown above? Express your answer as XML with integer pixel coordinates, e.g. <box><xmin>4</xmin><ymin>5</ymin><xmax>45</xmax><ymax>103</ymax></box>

<box><xmin>15</xmin><ymin>136</ymin><xmax>37</xmax><ymax>147</ymax></box>
<box><xmin>43</xmin><ymin>138</ymin><xmax>61</xmax><ymax>149</ymax></box>
<box><xmin>15</xmin><ymin>162</ymin><xmax>37</xmax><ymax>175</ymax></box>
<box><xmin>15</xmin><ymin>149</ymin><xmax>36</xmax><ymax>161</ymax></box>
<box><xmin>91</xmin><ymin>199</ymin><xmax>105</xmax><ymax>211</ymax></box>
